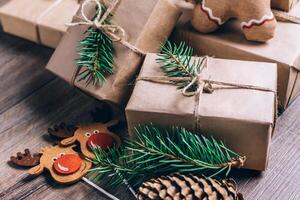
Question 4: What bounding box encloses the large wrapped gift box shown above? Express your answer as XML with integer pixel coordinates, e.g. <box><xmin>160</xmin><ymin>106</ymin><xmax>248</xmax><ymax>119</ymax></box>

<box><xmin>126</xmin><ymin>54</ymin><xmax>277</xmax><ymax>171</ymax></box>
<box><xmin>46</xmin><ymin>0</ymin><xmax>182</xmax><ymax>107</ymax></box>
<box><xmin>171</xmin><ymin>5</ymin><xmax>300</xmax><ymax>109</ymax></box>
<box><xmin>272</xmin><ymin>0</ymin><xmax>300</xmax><ymax>11</ymax></box>
<box><xmin>0</xmin><ymin>0</ymin><xmax>80</xmax><ymax>48</ymax></box>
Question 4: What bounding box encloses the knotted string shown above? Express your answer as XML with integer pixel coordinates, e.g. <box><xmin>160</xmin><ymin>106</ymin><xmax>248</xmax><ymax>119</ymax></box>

<box><xmin>67</xmin><ymin>0</ymin><xmax>146</xmax><ymax>85</ymax></box>
<box><xmin>137</xmin><ymin>56</ymin><xmax>277</xmax><ymax>132</ymax></box>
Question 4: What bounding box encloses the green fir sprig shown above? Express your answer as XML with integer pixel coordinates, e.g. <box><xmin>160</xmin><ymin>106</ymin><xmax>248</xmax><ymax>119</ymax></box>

<box><xmin>87</xmin><ymin>146</ymin><xmax>141</xmax><ymax>187</ymax></box>
<box><xmin>88</xmin><ymin>125</ymin><xmax>245</xmax><ymax>189</ymax></box>
<box><xmin>156</xmin><ymin>41</ymin><xmax>206</xmax><ymax>91</ymax></box>
<box><xmin>76</xmin><ymin>4</ymin><xmax>114</xmax><ymax>86</ymax></box>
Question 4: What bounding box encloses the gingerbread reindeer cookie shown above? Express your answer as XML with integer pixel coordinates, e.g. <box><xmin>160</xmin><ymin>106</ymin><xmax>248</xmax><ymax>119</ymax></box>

<box><xmin>191</xmin><ymin>0</ymin><xmax>277</xmax><ymax>42</ymax></box>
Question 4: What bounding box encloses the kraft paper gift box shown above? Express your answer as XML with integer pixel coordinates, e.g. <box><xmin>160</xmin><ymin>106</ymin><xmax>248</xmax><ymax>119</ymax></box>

<box><xmin>126</xmin><ymin>54</ymin><xmax>277</xmax><ymax>171</ymax></box>
<box><xmin>0</xmin><ymin>0</ymin><xmax>80</xmax><ymax>48</ymax></box>
<box><xmin>171</xmin><ymin>6</ymin><xmax>300</xmax><ymax>109</ymax></box>
<box><xmin>46</xmin><ymin>0</ymin><xmax>183</xmax><ymax>107</ymax></box>
<box><xmin>37</xmin><ymin>0</ymin><xmax>80</xmax><ymax>48</ymax></box>
<box><xmin>272</xmin><ymin>0</ymin><xmax>300</xmax><ymax>11</ymax></box>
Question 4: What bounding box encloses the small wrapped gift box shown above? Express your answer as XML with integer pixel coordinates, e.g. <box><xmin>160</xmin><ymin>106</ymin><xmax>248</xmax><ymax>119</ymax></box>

<box><xmin>46</xmin><ymin>0</ymin><xmax>183</xmax><ymax>107</ymax></box>
<box><xmin>0</xmin><ymin>0</ymin><xmax>80</xmax><ymax>48</ymax></box>
<box><xmin>126</xmin><ymin>54</ymin><xmax>277</xmax><ymax>171</ymax></box>
<box><xmin>272</xmin><ymin>0</ymin><xmax>300</xmax><ymax>11</ymax></box>
<box><xmin>172</xmin><ymin>4</ymin><xmax>300</xmax><ymax>109</ymax></box>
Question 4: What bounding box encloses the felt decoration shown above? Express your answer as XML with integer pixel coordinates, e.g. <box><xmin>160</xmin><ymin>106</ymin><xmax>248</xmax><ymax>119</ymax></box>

<box><xmin>10</xmin><ymin>149</ymin><xmax>41</xmax><ymax>167</ymax></box>
<box><xmin>60</xmin><ymin>120</ymin><xmax>121</xmax><ymax>159</ymax></box>
<box><xmin>48</xmin><ymin>122</ymin><xmax>78</xmax><ymax>139</ymax></box>
<box><xmin>11</xmin><ymin>145</ymin><xmax>92</xmax><ymax>184</ymax></box>
<box><xmin>190</xmin><ymin>0</ymin><xmax>277</xmax><ymax>42</ymax></box>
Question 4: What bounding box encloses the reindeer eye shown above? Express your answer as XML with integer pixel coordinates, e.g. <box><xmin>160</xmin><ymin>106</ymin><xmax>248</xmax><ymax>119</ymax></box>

<box><xmin>85</xmin><ymin>132</ymin><xmax>91</xmax><ymax>137</ymax></box>
<box><xmin>93</xmin><ymin>130</ymin><xmax>100</xmax><ymax>134</ymax></box>
<box><xmin>59</xmin><ymin>153</ymin><xmax>65</xmax><ymax>157</ymax></box>
<box><xmin>52</xmin><ymin>157</ymin><xmax>58</xmax><ymax>162</ymax></box>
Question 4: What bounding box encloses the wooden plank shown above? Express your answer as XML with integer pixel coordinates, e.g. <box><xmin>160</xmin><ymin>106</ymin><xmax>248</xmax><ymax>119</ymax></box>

<box><xmin>235</xmin><ymin>97</ymin><xmax>300</xmax><ymax>199</ymax></box>
<box><xmin>0</xmin><ymin>31</ymin><xmax>54</xmax><ymax>114</ymax></box>
<box><xmin>0</xmin><ymin>77</ymin><xmax>134</xmax><ymax>200</ymax></box>
<box><xmin>0</xmin><ymin>78</ymin><xmax>98</xmax><ymax>200</ymax></box>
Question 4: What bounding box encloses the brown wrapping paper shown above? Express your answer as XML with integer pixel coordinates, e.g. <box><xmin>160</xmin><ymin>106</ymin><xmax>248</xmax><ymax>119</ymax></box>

<box><xmin>171</xmin><ymin>4</ymin><xmax>300</xmax><ymax>108</ymax></box>
<box><xmin>126</xmin><ymin>54</ymin><xmax>277</xmax><ymax>171</ymax></box>
<box><xmin>0</xmin><ymin>0</ymin><xmax>79</xmax><ymax>48</ymax></box>
<box><xmin>272</xmin><ymin>0</ymin><xmax>300</xmax><ymax>11</ymax></box>
<box><xmin>46</xmin><ymin>0</ymin><xmax>182</xmax><ymax>106</ymax></box>
<box><xmin>38</xmin><ymin>0</ymin><xmax>80</xmax><ymax>48</ymax></box>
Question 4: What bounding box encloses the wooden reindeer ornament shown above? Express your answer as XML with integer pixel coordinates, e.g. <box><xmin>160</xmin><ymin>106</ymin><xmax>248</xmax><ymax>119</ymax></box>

<box><xmin>10</xmin><ymin>145</ymin><xmax>92</xmax><ymax>184</ymax></box>
<box><xmin>190</xmin><ymin>0</ymin><xmax>277</xmax><ymax>42</ymax></box>
<box><xmin>49</xmin><ymin>120</ymin><xmax>121</xmax><ymax>159</ymax></box>
<box><xmin>10</xmin><ymin>146</ymin><xmax>122</xmax><ymax>200</ymax></box>
<box><xmin>10</xmin><ymin>105</ymin><xmax>126</xmax><ymax>199</ymax></box>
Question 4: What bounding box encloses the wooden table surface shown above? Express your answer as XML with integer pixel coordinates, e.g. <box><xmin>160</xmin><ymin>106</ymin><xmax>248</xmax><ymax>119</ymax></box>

<box><xmin>0</xmin><ymin>30</ymin><xmax>299</xmax><ymax>200</ymax></box>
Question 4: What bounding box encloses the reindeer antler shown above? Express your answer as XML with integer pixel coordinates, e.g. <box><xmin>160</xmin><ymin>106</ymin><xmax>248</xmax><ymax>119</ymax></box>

<box><xmin>10</xmin><ymin>149</ymin><xmax>41</xmax><ymax>167</ymax></box>
<box><xmin>48</xmin><ymin>122</ymin><xmax>77</xmax><ymax>139</ymax></box>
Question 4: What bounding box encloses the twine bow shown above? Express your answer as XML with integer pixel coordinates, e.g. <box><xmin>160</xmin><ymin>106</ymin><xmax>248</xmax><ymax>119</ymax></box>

<box><xmin>181</xmin><ymin>56</ymin><xmax>212</xmax><ymax>97</ymax></box>
<box><xmin>67</xmin><ymin>0</ymin><xmax>146</xmax><ymax>85</ymax></box>
<box><xmin>137</xmin><ymin>56</ymin><xmax>277</xmax><ymax>132</ymax></box>
<box><xmin>67</xmin><ymin>0</ymin><xmax>126</xmax><ymax>42</ymax></box>
<box><xmin>67</xmin><ymin>0</ymin><xmax>145</xmax><ymax>54</ymax></box>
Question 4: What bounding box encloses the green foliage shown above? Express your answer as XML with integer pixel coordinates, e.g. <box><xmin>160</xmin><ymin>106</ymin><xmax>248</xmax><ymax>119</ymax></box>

<box><xmin>156</xmin><ymin>41</ymin><xmax>206</xmax><ymax>90</ymax></box>
<box><xmin>87</xmin><ymin>145</ymin><xmax>142</xmax><ymax>187</ymax></box>
<box><xmin>76</xmin><ymin>4</ymin><xmax>114</xmax><ymax>86</ymax></box>
<box><xmin>89</xmin><ymin>125</ymin><xmax>245</xmax><ymax>189</ymax></box>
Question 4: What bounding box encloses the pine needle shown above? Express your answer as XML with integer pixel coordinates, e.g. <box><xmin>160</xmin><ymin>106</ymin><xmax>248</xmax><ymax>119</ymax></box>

<box><xmin>89</xmin><ymin>125</ymin><xmax>246</xmax><ymax>189</ymax></box>
<box><xmin>156</xmin><ymin>41</ymin><xmax>206</xmax><ymax>91</ymax></box>
<box><xmin>76</xmin><ymin>3</ymin><xmax>114</xmax><ymax>86</ymax></box>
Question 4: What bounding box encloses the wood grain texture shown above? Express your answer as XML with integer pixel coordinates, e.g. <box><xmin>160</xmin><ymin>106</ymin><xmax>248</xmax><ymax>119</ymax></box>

<box><xmin>0</xmin><ymin>29</ymin><xmax>299</xmax><ymax>200</ymax></box>
<box><xmin>0</xmin><ymin>32</ymin><xmax>54</xmax><ymax>114</ymax></box>
<box><xmin>0</xmin><ymin>29</ymin><xmax>133</xmax><ymax>200</ymax></box>
<box><xmin>234</xmin><ymin>97</ymin><xmax>300</xmax><ymax>200</ymax></box>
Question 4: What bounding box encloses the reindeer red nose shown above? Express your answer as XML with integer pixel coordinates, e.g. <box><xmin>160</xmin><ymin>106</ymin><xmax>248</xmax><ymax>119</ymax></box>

<box><xmin>54</xmin><ymin>154</ymin><xmax>82</xmax><ymax>175</ymax></box>
<box><xmin>87</xmin><ymin>133</ymin><xmax>115</xmax><ymax>151</ymax></box>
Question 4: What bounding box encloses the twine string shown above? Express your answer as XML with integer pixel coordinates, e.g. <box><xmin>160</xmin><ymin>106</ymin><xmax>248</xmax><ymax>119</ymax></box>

<box><xmin>67</xmin><ymin>0</ymin><xmax>146</xmax><ymax>53</ymax></box>
<box><xmin>136</xmin><ymin>56</ymin><xmax>276</xmax><ymax>132</ymax></box>
<box><xmin>68</xmin><ymin>0</ymin><xmax>146</xmax><ymax>85</ymax></box>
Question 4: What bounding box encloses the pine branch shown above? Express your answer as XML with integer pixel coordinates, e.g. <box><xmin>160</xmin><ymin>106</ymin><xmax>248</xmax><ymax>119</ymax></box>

<box><xmin>87</xmin><ymin>146</ymin><xmax>143</xmax><ymax>187</ymax></box>
<box><xmin>76</xmin><ymin>4</ymin><xmax>114</xmax><ymax>86</ymax></box>
<box><xmin>126</xmin><ymin>126</ymin><xmax>245</xmax><ymax>175</ymax></box>
<box><xmin>89</xmin><ymin>125</ymin><xmax>245</xmax><ymax>189</ymax></box>
<box><xmin>156</xmin><ymin>41</ymin><xmax>206</xmax><ymax>90</ymax></box>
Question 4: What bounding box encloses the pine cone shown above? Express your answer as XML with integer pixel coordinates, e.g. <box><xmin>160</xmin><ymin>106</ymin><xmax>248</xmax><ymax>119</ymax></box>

<box><xmin>138</xmin><ymin>174</ymin><xmax>243</xmax><ymax>200</ymax></box>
